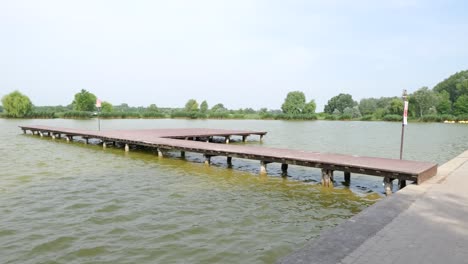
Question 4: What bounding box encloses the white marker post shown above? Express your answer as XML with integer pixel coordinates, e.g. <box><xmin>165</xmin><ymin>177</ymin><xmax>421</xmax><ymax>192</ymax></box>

<box><xmin>96</xmin><ymin>98</ymin><xmax>102</xmax><ymax>131</ymax></box>
<box><xmin>400</xmin><ymin>90</ymin><xmax>408</xmax><ymax>160</ymax></box>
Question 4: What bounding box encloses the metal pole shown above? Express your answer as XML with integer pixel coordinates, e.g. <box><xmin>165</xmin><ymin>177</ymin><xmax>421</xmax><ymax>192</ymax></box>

<box><xmin>399</xmin><ymin>123</ymin><xmax>405</xmax><ymax>160</ymax></box>
<box><xmin>399</xmin><ymin>90</ymin><xmax>408</xmax><ymax>160</ymax></box>
<box><xmin>98</xmin><ymin>107</ymin><xmax>101</xmax><ymax>131</ymax></box>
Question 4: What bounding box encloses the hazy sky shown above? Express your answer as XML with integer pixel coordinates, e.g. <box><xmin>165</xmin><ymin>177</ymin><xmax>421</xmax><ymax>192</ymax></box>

<box><xmin>1</xmin><ymin>0</ymin><xmax>468</xmax><ymax>110</ymax></box>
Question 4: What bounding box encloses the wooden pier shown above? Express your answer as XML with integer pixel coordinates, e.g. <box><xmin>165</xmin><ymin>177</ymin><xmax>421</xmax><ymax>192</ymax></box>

<box><xmin>19</xmin><ymin>125</ymin><xmax>438</xmax><ymax>195</ymax></box>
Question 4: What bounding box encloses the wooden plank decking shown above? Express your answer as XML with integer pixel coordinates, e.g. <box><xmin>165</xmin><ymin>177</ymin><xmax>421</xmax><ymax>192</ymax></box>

<box><xmin>19</xmin><ymin>125</ymin><xmax>438</xmax><ymax>193</ymax></box>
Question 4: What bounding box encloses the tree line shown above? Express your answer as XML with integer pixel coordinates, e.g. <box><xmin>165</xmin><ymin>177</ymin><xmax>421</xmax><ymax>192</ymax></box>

<box><xmin>1</xmin><ymin>70</ymin><xmax>468</xmax><ymax>122</ymax></box>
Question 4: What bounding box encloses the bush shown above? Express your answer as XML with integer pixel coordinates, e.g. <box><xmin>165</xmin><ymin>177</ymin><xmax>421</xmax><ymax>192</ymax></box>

<box><xmin>170</xmin><ymin>111</ymin><xmax>205</xmax><ymax>119</ymax></box>
<box><xmin>323</xmin><ymin>114</ymin><xmax>337</xmax><ymax>120</ymax></box>
<box><xmin>440</xmin><ymin>114</ymin><xmax>457</xmax><ymax>121</ymax></box>
<box><xmin>209</xmin><ymin>112</ymin><xmax>230</xmax><ymax>119</ymax></box>
<box><xmin>382</xmin><ymin>114</ymin><xmax>402</xmax><ymax>122</ymax></box>
<box><xmin>360</xmin><ymin>115</ymin><xmax>373</xmax><ymax>121</ymax></box>
<box><xmin>141</xmin><ymin>112</ymin><xmax>166</xmax><ymax>118</ymax></box>
<box><xmin>231</xmin><ymin>114</ymin><xmax>245</xmax><ymax>119</ymax></box>
<box><xmin>27</xmin><ymin>111</ymin><xmax>56</xmax><ymax>118</ymax></box>
<box><xmin>62</xmin><ymin>111</ymin><xmax>92</xmax><ymax>119</ymax></box>
<box><xmin>338</xmin><ymin>113</ymin><xmax>353</xmax><ymax>120</ymax></box>
<box><xmin>456</xmin><ymin>114</ymin><xmax>468</xmax><ymax>122</ymax></box>
<box><xmin>420</xmin><ymin>115</ymin><xmax>442</xmax><ymax>122</ymax></box>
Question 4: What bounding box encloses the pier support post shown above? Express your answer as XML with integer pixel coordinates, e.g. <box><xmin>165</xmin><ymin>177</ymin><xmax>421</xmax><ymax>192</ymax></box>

<box><xmin>225</xmin><ymin>136</ymin><xmax>230</xmax><ymax>144</ymax></box>
<box><xmin>22</xmin><ymin>129</ymin><xmax>26</xmax><ymax>134</ymax></box>
<box><xmin>204</xmin><ymin>155</ymin><xmax>211</xmax><ymax>165</ymax></box>
<box><xmin>125</xmin><ymin>144</ymin><xmax>130</xmax><ymax>152</ymax></box>
<box><xmin>384</xmin><ymin>177</ymin><xmax>393</xmax><ymax>196</ymax></box>
<box><xmin>260</xmin><ymin>161</ymin><xmax>268</xmax><ymax>174</ymax></box>
<box><xmin>66</xmin><ymin>136</ymin><xmax>72</xmax><ymax>142</ymax></box>
<box><xmin>260</xmin><ymin>135</ymin><xmax>264</xmax><ymax>142</ymax></box>
<box><xmin>51</xmin><ymin>134</ymin><xmax>56</xmax><ymax>140</ymax></box>
<box><xmin>157</xmin><ymin>149</ymin><xmax>164</xmax><ymax>157</ymax></box>
<box><xmin>344</xmin><ymin>172</ymin><xmax>351</xmax><ymax>185</ymax></box>
<box><xmin>181</xmin><ymin>151</ymin><xmax>185</xmax><ymax>158</ymax></box>
<box><xmin>242</xmin><ymin>135</ymin><xmax>247</xmax><ymax>142</ymax></box>
<box><xmin>321</xmin><ymin>169</ymin><xmax>334</xmax><ymax>187</ymax></box>
<box><xmin>39</xmin><ymin>131</ymin><xmax>43</xmax><ymax>138</ymax></box>
<box><xmin>103</xmin><ymin>142</ymin><xmax>107</xmax><ymax>149</ymax></box>
<box><xmin>398</xmin><ymin>179</ymin><xmax>406</xmax><ymax>189</ymax></box>
<box><xmin>227</xmin><ymin>156</ymin><xmax>232</xmax><ymax>166</ymax></box>
<box><xmin>281</xmin><ymin>163</ymin><xmax>288</xmax><ymax>175</ymax></box>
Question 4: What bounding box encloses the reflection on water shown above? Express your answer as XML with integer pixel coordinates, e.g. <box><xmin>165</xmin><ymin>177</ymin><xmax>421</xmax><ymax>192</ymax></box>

<box><xmin>1</xmin><ymin>119</ymin><xmax>466</xmax><ymax>263</ymax></box>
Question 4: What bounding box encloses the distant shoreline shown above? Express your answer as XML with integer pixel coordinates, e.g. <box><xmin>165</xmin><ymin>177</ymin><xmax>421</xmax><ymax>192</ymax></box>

<box><xmin>1</xmin><ymin>115</ymin><xmax>467</xmax><ymax>124</ymax></box>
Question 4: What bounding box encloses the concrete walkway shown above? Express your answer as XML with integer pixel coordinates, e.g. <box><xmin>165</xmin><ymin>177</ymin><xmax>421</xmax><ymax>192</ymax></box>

<box><xmin>279</xmin><ymin>150</ymin><xmax>468</xmax><ymax>264</ymax></box>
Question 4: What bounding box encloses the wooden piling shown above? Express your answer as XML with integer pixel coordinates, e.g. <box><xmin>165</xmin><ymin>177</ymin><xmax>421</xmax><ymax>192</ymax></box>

<box><xmin>181</xmin><ymin>151</ymin><xmax>185</xmax><ymax>158</ymax></box>
<box><xmin>344</xmin><ymin>172</ymin><xmax>351</xmax><ymax>185</ymax></box>
<box><xmin>227</xmin><ymin>156</ymin><xmax>232</xmax><ymax>165</ymax></box>
<box><xmin>398</xmin><ymin>179</ymin><xmax>406</xmax><ymax>189</ymax></box>
<box><xmin>384</xmin><ymin>177</ymin><xmax>393</xmax><ymax>196</ymax></box>
<box><xmin>157</xmin><ymin>149</ymin><xmax>163</xmax><ymax>157</ymax></box>
<box><xmin>225</xmin><ymin>136</ymin><xmax>230</xmax><ymax>144</ymax></box>
<box><xmin>125</xmin><ymin>144</ymin><xmax>130</xmax><ymax>152</ymax></box>
<box><xmin>242</xmin><ymin>135</ymin><xmax>247</xmax><ymax>142</ymax></box>
<box><xmin>204</xmin><ymin>155</ymin><xmax>211</xmax><ymax>165</ymax></box>
<box><xmin>322</xmin><ymin>169</ymin><xmax>334</xmax><ymax>187</ymax></box>
<box><xmin>281</xmin><ymin>163</ymin><xmax>288</xmax><ymax>173</ymax></box>
<box><xmin>260</xmin><ymin>161</ymin><xmax>268</xmax><ymax>174</ymax></box>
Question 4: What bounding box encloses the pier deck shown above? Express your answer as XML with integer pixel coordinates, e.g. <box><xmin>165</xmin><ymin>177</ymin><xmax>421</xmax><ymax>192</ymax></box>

<box><xmin>19</xmin><ymin>125</ymin><xmax>438</xmax><ymax>193</ymax></box>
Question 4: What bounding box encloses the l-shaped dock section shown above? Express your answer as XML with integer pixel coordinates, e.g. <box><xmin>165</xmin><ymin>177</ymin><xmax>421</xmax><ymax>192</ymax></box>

<box><xmin>19</xmin><ymin>125</ymin><xmax>437</xmax><ymax>194</ymax></box>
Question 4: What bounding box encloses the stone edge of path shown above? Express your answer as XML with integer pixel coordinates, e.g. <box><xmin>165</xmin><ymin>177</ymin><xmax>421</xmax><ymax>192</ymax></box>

<box><xmin>278</xmin><ymin>150</ymin><xmax>468</xmax><ymax>264</ymax></box>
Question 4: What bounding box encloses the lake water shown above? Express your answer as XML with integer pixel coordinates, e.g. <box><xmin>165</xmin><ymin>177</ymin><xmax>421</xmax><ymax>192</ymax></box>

<box><xmin>1</xmin><ymin>119</ymin><xmax>467</xmax><ymax>263</ymax></box>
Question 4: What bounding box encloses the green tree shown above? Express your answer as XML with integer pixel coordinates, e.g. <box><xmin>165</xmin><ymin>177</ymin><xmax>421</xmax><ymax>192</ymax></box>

<box><xmin>147</xmin><ymin>104</ymin><xmax>159</xmax><ymax>112</ymax></box>
<box><xmin>184</xmin><ymin>99</ymin><xmax>199</xmax><ymax>112</ymax></box>
<box><xmin>436</xmin><ymin>91</ymin><xmax>452</xmax><ymax>115</ymax></box>
<box><xmin>359</xmin><ymin>98</ymin><xmax>378</xmax><ymax>116</ymax></box>
<box><xmin>453</xmin><ymin>95</ymin><xmax>468</xmax><ymax>115</ymax></box>
<box><xmin>1</xmin><ymin>90</ymin><xmax>33</xmax><ymax>117</ymax></box>
<box><xmin>303</xmin><ymin>100</ymin><xmax>316</xmax><ymax>114</ymax></box>
<box><xmin>343</xmin><ymin>106</ymin><xmax>361</xmax><ymax>118</ymax></box>
<box><xmin>387</xmin><ymin>98</ymin><xmax>404</xmax><ymax>115</ymax></box>
<box><xmin>412</xmin><ymin>87</ymin><xmax>438</xmax><ymax>117</ymax></box>
<box><xmin>433</xmin><ymin>70</ymin><xmax>468</xmax><ymax>103</ymax></box>
<box><xmin>101</xmin><ymin>101</ymin><xmax>113</xmax><ymax>113</ymax></box>
<box><xmin>324</xmin><ymin>93</ymin><xmax>357</xmax><ymax>114</ymax></box>
<box><xmin>281</xmin><ymin>91</ymin><xmax>306</xmax><ymax>114</ymax></box>
<box><xmin>200</xmin><ymin>100</ymin><xmax>208</xmax><ymax>113</ymax></box>
<box><xmin>211</xmin><ymin>103</ymin><xmax>227</xmax><ymax>113</ymax></box>
<box><xmin>72</xmin><ymin>89</ymin><xmax>97</xmax><ymax>111</ymax></box>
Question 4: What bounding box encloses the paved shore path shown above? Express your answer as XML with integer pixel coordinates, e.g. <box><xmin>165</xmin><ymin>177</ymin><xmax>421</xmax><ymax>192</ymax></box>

<box><xmin>279</xmin><ymin>150</ymin><xmax>468</xmax><ymax>264</ymax></box>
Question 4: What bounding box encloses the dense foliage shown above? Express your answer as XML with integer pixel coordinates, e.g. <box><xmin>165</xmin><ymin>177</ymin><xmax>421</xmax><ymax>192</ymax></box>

<box><xmin>72</xmin><ymin>89</ymin><xmax>97</xmax><ymax>111</ymax></box>
<box><xmin>281</xmin><ymin>91</ymin><xmax>306</xmax><ymax>114</ymax></box>
<box><xmin>324</xmin><ymin>93</ymin><xmax>357</xmax><ymax>114</ymax></box>
<box><xmin>1</xmin><ymin>90</ymin><xmax>33</xmax><ymax>117</ymax></box>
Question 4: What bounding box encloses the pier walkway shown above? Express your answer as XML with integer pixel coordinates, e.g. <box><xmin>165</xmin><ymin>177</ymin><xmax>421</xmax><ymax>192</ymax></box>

<box><xmin>19</xmin><ymin>125</ymin><xmax>438</xmax><ymax>194</ymax></box>
<box><xmin>279</xmin><ymin>150</ymin><xmax>468</xmax><ymax>264</ymax></box>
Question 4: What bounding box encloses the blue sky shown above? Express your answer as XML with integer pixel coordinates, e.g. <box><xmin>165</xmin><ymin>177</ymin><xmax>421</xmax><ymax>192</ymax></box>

<box><xmin>1</xmin><ymin>0</ymin><xmax>467</xmax><ymax>110</ymax></box>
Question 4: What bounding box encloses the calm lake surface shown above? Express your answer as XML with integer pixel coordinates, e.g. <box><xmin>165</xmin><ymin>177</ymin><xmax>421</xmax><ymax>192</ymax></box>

<box><xmin>1</xmin><ymin>119</ymin><xmax>467</xmax><ymax>263</ymax></box>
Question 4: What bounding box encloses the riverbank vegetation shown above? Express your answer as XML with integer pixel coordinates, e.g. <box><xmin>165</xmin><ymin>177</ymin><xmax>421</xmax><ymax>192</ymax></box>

<box><xmin>1</xmin><ymin>70</ymin><xmax>468</xmax><ymax>123</ymax></box>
